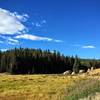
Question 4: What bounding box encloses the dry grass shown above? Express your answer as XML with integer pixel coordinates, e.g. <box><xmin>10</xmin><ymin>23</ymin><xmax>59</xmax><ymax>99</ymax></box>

<box><xmin>0</xmin><ymin>74</ymin><xmax>86</xmax><ymax>100</ymax></box>
<box><xmin>0</xmin><ymin>69</ymin><xmax>99</xmax><ymax>100</ymax></box>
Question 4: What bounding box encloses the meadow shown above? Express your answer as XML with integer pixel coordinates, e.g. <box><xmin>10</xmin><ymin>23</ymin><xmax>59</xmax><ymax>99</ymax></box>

<box><xmin>0</xmin><ymin>69</ymin><xmax>100</xmax><ymax>100</ymax></box>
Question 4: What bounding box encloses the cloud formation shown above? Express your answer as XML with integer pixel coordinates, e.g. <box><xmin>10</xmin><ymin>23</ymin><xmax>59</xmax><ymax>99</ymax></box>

<box><xmin>0</xmin><ymin>8</ymin><xmax>63</xmax><ymax>45</ymax></box>
<box><xmin>54</xmin><ymin>40</ymin><xmax>63</xmax><ymax>43</ymax></box>
<box><xmin>15</xmin><ymin>34</ymin><xmax>63</xmax><ymax>43</ymax></box>
<box><xmin>0</xmin><ymin>8</ymin><xmax>28</xmax><ymax>35</ymax></box>
<box><xmin>72</xmin><ymin>44</ymin><xmax>96</xmax><ymax>49</ymax></box>
<box><xmin>15</xmin><ymin>34</ymin><xmax>53</xmax><ymax>41</ymax></box>
<box><xmin>0</xmin><ymin>49</ymin><xmax>8</xmax><ymax>51</ymax></box>
<box><xmin>82</xmin><ymin>45</ymin><xmax>95</xmax><ymax>49</ymax></box>
<box><xmin>0</xmin><ymin>35</ymin><xmax>19</xmax><ymax>45</ymax></box>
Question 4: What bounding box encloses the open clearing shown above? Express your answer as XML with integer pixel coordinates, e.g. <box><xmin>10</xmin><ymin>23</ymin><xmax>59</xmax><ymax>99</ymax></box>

<box><xmin>0</xmin><ymin>69</ymin><xmax>100</xmax><ymax>100</ymax></box>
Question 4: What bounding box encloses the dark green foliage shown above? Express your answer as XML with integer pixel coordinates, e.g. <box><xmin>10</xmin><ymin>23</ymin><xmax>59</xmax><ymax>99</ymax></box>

<box><xmin>0</xmin><ymin>48</ymin><xmax>99</xmax><ymax>74</ymax></box>
<box><xmin>0</xmin><ymin>48</ymin><xmax>69</xmax><ymax>74</ymax></box>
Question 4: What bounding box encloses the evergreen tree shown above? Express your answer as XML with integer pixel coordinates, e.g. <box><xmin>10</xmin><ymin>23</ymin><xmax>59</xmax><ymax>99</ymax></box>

<box><xmin>0</xmin><ymin>48</ymin><xmax>99</xmax><ymax>74</ymax></box>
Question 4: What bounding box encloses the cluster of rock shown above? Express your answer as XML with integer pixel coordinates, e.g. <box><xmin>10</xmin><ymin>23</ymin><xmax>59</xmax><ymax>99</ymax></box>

<box><xmin>63</xmin><ymin>67</ymin><xmax>95</xmax><ymax>75</ymax></box>
<box><xmin>63</xmin><ymin>70</ymin><xmax>85</xmax><ymax>75</ymax></box>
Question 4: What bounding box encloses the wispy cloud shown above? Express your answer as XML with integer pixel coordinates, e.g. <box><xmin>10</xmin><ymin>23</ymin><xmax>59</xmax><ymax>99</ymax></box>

<box><xmin>15</xmin><ymin>34</ymin><xmax>53</xmax><ymax>41</ymax></box>
<box><xmin>8</xmin><ymin>38</ymin><xmax>19</xmax><ymax>43</ymax></box>
<box><xmin>15</xmin><ymin>34</ymin><xmax>63</xmax><ymax>43</ymax></box>
<box><xmin>35</xmin><ymin>23</ymin><xmax>41</xmax><ymax>27</ymax></box>
<box><xmin>8</xmin><ymin>41</ymin><xmax>18</xmax><ymax>45</ymax></box>
<box><xmin>0</xmin><ymin>35</ymin><xmax>19</xmax><ymax>45</ymax></box>
<box><xmin>0</xmin><ymin>49</ymin><xmax>8</xmax><ymax>51</ymax></box>
<box><xmin>7</xmin><ymin>37</ymin><xmax>19</xmax><ymax>45</ymax></box>
<box><xmin>71</xmin><ymin>44</ymin><xmax>96</xmax><ymax>49</ymax></box>
<box><xmin>82</xmin><ymin>45</ymin><xmax>96</xmax><ymax>49</ymax></box>
<box><xmin>33</xmin><ymin>20</ymin><xmax>47</xmax><ymax>28</ymax></box>
<box><xmin>0</xmin><ymin>8</ymin><xmax>63</xmax><ymax>45</ymax></box>
<box><xmin>13</xmin><ymin>13</ymin><xmax>29</xmax><ymax>22</ymax></box>
<box><xmin>54</xmin><ymin>40</ymin><xmax>63</xmax><ymax>43</ymax></box>
<box><xmin>0</xmin><ymin>8</ymin><xmax>28</xmax><ymax>35</ymax></box>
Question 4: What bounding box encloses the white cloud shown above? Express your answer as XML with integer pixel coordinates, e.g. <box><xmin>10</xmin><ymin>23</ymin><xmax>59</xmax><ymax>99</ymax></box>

<box><xmin>15</xmin><ymin>34</ymin><xmax>64</xmax><ymax>43</ymax></box>
<box><xmin>11</xmin><ymin>12</ymin><xmax>29</xmax><ymax>22</ymax></box>
<box><xmin>8</xmin><ymin>38</ymin><xmax>19</xmax><ymax>43</ymax></box>
<box><xmin>82</xmin><ymin>45</ymin><xmax>95</xmax><ymax>49</ymax></box>
<box><xmin>0</xmin><ymin>49</ymin><xmax>8</xmax><ymax>51</ymax></box>
<box><xmin>35</xmin><ymin>23</ymin><xmax>41</xmax><ymax>27</ymax></box>
<box><xmin>54</xmin><ymin>40</ymin><xmax>63</xmax><ymax>43</ymax></box>
<box><xmin>71</xmin><ymin>44</ymin><xmax>96</xmax><ymax>49</ymax></box>
<box><xmin>0</xmin><ymin>8</ymin><xmax>63</xmax><ymax>45</ymax></box>
<box><xmin>0</xmin><ymin>35</ymin><xmax>19</xmax><ymax>45</ymax></box>
<box><xmin>34</xmin><ymin>20</ymin><xmax>46</xmax><ymax>27</ymax></box>
<box><xmin>0</xmin><ymin>8</ymin><xmax>28</xmax><ymax>35</ymax></box>
<box><xmin>8</xmin><ymin>41</ymin><xmax>18</xmax><ymax>45</ymax></box>
<box><xmin>7</xmin><ymin>38</ymin><xmax>19</xmax><ymax>45</ymax></box>
<box><xmin>15</xmin><ymin>34</ymin><xmax>53</xmax><ymax>41</ymax></box>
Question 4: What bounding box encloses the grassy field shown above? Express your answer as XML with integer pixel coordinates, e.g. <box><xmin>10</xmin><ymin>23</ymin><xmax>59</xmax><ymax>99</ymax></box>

<box><xmin>0</xmin><ymin>69</ymin><xmax>100</xmax><ymax>100</ymax></box>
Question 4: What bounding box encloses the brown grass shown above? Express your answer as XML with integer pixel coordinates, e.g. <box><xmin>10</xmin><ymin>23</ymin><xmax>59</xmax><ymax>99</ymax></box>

<box><xmin>0</xmin><ymin>68</ymin><xmax>99</xmax><ymax>100</ymax></box>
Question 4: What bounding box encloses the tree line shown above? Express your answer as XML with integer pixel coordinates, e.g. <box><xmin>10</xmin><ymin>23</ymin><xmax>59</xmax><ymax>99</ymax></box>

<box><xmin>0</xmin><ymin>48</ymin><xmax>100</xmax><ymax>74</ymax></box>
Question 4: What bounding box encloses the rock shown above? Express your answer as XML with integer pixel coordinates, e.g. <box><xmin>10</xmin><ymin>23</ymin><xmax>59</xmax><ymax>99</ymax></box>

<box><xmin>87</xmin><ymin>69</ymin><xmax>91</xmax><ymax>72</ymax></box>
<box><xmin>91</xmin><ymin>67</ymin><xmax>94</xmax><ymax>70</ymax></box>
<box><xmin>71</xmin><ymin>72</ymin><xmax>75</xmax><ymax>75</ymax></box>
<box><xmin>63</xmin><ymin>70</ymin><xmax>71</xmax><ymax>75</ymax></box>
<box><xmin>79</xmin><ymin>70</ymin><xmax>85</xmax><ymax>74</ymax></box>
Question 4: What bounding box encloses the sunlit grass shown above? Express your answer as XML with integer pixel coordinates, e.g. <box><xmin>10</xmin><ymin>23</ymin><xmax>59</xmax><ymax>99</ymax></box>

<box><xmin>0</xmin><ymin>69</ymin><xmax>99</xmax><ymax>100</ymax></box>
<box><xmin>64</xmin><ymin>78</ymin><xmax>100</xmax><ymax>100</ymax></box>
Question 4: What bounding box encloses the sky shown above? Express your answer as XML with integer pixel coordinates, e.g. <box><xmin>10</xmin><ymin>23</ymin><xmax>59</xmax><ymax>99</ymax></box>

<box><xmin>0</xmin><ymin>0</ymin><xmax>99</xmax><ymax>58</ymax></box>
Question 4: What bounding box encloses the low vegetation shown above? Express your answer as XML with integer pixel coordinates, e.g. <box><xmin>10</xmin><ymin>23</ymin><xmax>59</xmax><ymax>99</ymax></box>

<box><xmin>64</xmin><ymin>78</ymin><xmax>100</xmax><ymax>100</ymax></box>
<box><xmin>0</xmin><ymin>69</ymin><xmax>99</xmax><ymax>100</ymax></box>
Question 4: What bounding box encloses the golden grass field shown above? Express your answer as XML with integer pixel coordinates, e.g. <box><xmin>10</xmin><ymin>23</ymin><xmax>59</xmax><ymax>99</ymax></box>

<box><xmin>0</xmin><ymin>69</ymin><xmax>100</xmax><ymax>100</ymax></box>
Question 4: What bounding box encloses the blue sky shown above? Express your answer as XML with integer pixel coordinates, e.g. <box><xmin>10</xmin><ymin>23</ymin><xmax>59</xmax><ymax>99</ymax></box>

<box><xmin>0</xmin><ymin>0</ymin><xmax>99</xmax><ymax>58</ymax></box>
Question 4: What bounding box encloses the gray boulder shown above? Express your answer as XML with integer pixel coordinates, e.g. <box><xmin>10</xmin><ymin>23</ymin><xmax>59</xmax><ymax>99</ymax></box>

<box><xmin>63</xmin><ymin>70</ymin><xmax>71</xmax><ymax>75</ymax></box>
<box><xmin>79</xmin><ymin>70</ymin><xmax>85</xmax><ymax>74</ymax></box>
<box><xmin>71</xmin><ymin>72</ymin><xmax>75</xmax><ymax>75</ymax></box>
